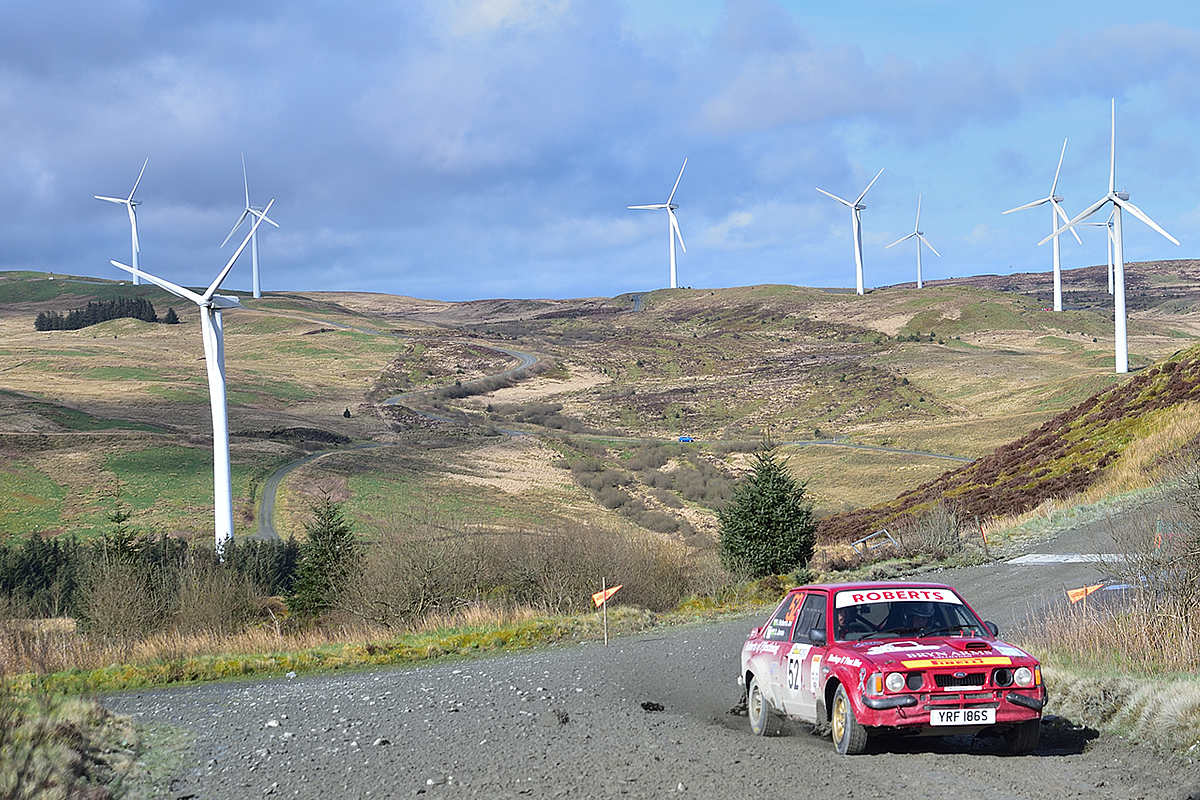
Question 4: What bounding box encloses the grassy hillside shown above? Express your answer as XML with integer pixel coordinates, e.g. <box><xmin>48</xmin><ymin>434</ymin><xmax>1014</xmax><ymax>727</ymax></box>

<box><xmin>819</xmin><ymin>346</ymin><xmax>1200</xmax><ymax>542</ymax></box>
<box><xmin>1</xmin><ymin>261</ymin><xmax>1200</xmax><ymax>544</ymax></box>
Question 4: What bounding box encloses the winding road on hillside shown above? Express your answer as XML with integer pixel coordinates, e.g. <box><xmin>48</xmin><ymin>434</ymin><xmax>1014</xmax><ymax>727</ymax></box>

<box><xmin>108</xmin><ymin>511</ymin><xmax>1200</xmax><ymax>800</ymax></box>
<box><xmin>248</xmin><ymin>310</ymin><xmax>972</xmax><ymax>539</ymax></box>
<box><xmin>245</xmin><ymin>308</ymin><xmax>540</xmax><ymax>539</ymax></box>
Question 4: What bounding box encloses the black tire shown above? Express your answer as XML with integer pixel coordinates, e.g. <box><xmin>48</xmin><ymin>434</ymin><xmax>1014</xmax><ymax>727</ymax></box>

<box><xmin>747</xmin><ymin>676</ymin><xmax>776</xmax><ymax>736</ymax></box>
<box><xmin>1004</xmin><ymin>719</ymin><xmax>1040</xmax><ymax>755</ymax></box>
<box><xmin>830</xmin><ymin>685</ymin><xmax>868</xmax><ymax>755</ymax></box>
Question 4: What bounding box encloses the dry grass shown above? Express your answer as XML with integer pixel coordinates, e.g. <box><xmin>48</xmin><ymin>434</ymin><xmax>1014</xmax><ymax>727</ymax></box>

<box><xmin>1012</xmin><ymin>595</ymin><xmax>1200</xmax><ymax>753</ymax></box>
<box><xmin>1084</xmin><ymin>401</ymin><xmax>1200</xmax><ymax>500</ymax></box>
<box><xmin>1013</xmin><ymin>594</ymin><xmax>1200</xmax><ymax>676</ymax></box>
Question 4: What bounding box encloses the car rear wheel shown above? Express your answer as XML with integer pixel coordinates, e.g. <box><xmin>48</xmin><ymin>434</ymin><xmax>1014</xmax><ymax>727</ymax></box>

<box><xmin>747</xmin><ymin>676</ymin><xmax>776</xmax><ymax>736</ymax></box>
<box><xmin>830</xmin><ymin>685</ymin><xmax>868</xmax><ymax>755</ymax></box>
<box><xmin>1004</xmin><ymin>719</ymin><xmax>1040</xmax><ymax>755</ymax></box>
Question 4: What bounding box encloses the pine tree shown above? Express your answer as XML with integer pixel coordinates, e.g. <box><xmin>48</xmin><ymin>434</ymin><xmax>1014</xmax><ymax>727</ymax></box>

<box><xmin>290</xmin><ymin>497</ymin><xmax>357</xmax><ymax>619</ymax></box>
<box><xmin>163</xmin><ymin>307</ymin><xmax>180</xmax><ymax>324</ymax></box>
<box><xmin>717</xmin><ymin>445</ymin><xmax>816</xmax><ymax>578</ymax></box>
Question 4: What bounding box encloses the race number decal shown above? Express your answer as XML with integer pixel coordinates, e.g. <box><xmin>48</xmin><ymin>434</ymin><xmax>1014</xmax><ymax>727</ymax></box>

<box><xmin>787</xmin><ymin>656</ymin><xmax>803</xmax><ymax>691</ymax></box>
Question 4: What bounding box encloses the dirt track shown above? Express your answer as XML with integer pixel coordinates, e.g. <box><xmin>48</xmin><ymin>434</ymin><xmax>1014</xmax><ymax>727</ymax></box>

<box><xmin>106</xmin><ymin>515</ymin><xmax>1200</xmax><ymax>799</ymax></box>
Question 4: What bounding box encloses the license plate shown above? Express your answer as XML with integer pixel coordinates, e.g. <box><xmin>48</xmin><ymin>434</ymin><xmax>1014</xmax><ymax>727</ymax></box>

<box><xmin>929</xmin><ymin>707</ymin><xmax>995</xmax><ymax>726</ymax></box>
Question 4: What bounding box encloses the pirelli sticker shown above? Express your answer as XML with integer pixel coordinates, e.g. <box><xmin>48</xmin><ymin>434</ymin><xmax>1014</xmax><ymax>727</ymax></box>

<box><xmin>901</xmin><ymin>656</ymin><xmax>1012</xmax><ymax>668</ymax></box>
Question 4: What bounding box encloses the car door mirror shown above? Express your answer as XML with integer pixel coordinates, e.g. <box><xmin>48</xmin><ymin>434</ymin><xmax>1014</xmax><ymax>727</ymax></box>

<box><xmin>984</xmin><ymin>621</ymin><xmax>999</xmax><ymax>637</ymax></box>
<box><xmin>809</xmin><ymin>627</ymin><xmax>827</xmax><ymax>645</ymax></box>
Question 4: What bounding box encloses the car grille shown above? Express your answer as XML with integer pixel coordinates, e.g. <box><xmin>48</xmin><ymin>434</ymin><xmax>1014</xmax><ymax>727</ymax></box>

<box><xmin>933</xmin><ymin>672</ymin><xmax>985</xmax><ymax>688</ymax></box>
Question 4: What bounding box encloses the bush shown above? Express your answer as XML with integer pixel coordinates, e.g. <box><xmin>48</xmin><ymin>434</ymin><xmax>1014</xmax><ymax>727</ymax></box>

<box><xmin>340</xmin><ymin>516</ymin><xmax>713</xmax><ymax>627</ymax></box>
<box><xmin>717</xmin><ymin>446</ymin><xmax>816</xmax><ymax>578</ymax></box>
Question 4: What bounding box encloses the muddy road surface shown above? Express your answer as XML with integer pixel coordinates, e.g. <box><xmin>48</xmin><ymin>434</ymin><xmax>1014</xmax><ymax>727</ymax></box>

<box><xmin>108</xmin><ymin>517</ymin><xmax>1200</xmax><ymax>799</ymax></box>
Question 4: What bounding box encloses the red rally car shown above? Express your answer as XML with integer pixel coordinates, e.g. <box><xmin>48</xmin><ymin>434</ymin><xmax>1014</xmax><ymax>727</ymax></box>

<box><xmin>738</xmin><ymin>582</ymin><xmax>1045</xmax><ymax>755</ymax></box>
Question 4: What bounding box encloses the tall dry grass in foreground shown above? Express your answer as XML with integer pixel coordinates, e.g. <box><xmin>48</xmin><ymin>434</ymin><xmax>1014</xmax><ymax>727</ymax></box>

<box><xmin>1012</xmin><ymin>593</ymin><xmax>1200</xmax><ymax>675</ymax></box>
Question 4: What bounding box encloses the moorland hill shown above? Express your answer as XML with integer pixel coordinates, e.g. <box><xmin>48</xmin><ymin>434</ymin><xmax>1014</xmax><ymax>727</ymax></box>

<box><xmin>1</xmin><ymin>260</ymin><xmax>1199</xmax><ymax>546</ymax></box>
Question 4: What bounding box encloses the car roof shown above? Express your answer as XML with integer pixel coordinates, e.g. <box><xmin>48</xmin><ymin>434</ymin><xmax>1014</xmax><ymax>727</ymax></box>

<box><xmin>784</xmin><ymin>581</ymin><xmax>959</xmax><ymax>594</ymax></box>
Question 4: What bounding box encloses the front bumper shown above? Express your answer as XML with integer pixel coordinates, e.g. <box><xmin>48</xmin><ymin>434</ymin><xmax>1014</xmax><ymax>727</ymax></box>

<box><xmin>855</xmin><ymin>686</ymin><xmax>1045</xmax><ymax>730</ymax></box>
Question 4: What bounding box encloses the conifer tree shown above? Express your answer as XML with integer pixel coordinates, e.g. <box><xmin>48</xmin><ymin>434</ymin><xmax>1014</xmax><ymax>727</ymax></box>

<box><xmin>717</xmin><ymin>445</ymin><xmax>816</xmax><ymax>578</ymax></box>
<box><xmin>290</xmin><ymin>497</ymin><xmax>357</xmax><ymax>619</ymax></box>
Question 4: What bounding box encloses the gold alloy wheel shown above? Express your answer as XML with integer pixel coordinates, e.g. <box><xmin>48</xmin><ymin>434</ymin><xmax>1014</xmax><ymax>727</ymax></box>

<box><xmin>832</xmin><ymin>692</ymin><xmax>848</xmax><ymax>743</ymax></box>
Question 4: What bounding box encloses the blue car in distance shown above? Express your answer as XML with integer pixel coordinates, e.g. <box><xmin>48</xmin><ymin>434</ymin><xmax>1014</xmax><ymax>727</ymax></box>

<box><xmin>678</xmin><ymin>436</ymin><xmax>694</xmax><ymax>442</ymax></box>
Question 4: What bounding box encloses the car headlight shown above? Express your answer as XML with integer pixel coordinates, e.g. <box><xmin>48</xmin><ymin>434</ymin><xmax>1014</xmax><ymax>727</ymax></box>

<box><xmin>885</xmin><ymin>672</ymin><xmax>906</xmax><ymax>693</ymax></box>
<box><xmin>1014</xmin><ymin>666</ymin><xmax>1034</xmax><ymax>687</ymax></box>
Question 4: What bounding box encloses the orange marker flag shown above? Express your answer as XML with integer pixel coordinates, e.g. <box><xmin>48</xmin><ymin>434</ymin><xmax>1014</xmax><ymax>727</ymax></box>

<box><xmin>592</xmin><ymin>584</ymin><xmax>623</xmax><ymax>608</ymax></box>
<box><xmin>1067</xmin><ymin>583</ymin><xmax>1103</xmax><ymax>604</ymax></box>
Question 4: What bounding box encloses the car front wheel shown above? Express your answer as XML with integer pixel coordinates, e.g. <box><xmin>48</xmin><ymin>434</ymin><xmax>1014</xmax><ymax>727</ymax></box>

<box><xmin>747</xmin><ymin>676</ymin><xmax>776</xmax><ymax>736</ymax></box>
<box><xmin>1004</xmin><ymin>719</ymin><xmax>1040</xmax><ymax>755</ymax></box>
<box><xmin>830</xmin><ymin>685</ymin><xmax>868</xmax><ymax>755</ymax></box>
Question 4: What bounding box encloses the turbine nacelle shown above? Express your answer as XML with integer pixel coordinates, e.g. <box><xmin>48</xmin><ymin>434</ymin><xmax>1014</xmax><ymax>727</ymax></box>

<box><xmin>209</xmin><ymin>295</ymin><xmax>245</xmax><ymax>310</ymax></box>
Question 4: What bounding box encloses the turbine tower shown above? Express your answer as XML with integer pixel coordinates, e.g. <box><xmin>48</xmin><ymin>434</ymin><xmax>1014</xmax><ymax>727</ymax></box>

<box><xmin>1080</xmin><ymin>209</ymin><xmax>1116</xmax><ymax>295</ymax></box>
<box><xmin>95</xmin><ymin>159</ymin><xmax>148</xmax><ymax>286</ymax></box>
<box><xmin>221</xmin><ymin>155</ymin><xmax>278</xmax><ymax>299</ymax></box>
<box><xmin>111</xmin><ymin>199</ymin><xmax>274</xmax><ymax>553</ymax></box>
<box><xmin>628</xmin><ymin>159</ymin><xmax>687</xmax><ymax>289</ymax></box>
<box><xmin>1003</xmin><ymin>139</ymin><xmax>1082</xmax><ymax>312</ymax></box>
<box><xmin>886</xmin><ymin>195</ymin><xmax>939</xmax><ymax>289</ymax></box>
<box><xmin>1041</xmin><ymin>100</ymin><xmax>1178</xmax><ymax>374</ymax></box>
<box><xmin>816</xmin><ymin>167</ymin><xmax>884</xmax><ymax>295</ymax></box>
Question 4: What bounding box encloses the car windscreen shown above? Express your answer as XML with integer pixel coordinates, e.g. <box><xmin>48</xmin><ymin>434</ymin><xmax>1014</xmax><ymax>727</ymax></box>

<box><xmin>833</xmin><ymin>588</ymin><xmax>986</xmax><ymax>641</ymax></box>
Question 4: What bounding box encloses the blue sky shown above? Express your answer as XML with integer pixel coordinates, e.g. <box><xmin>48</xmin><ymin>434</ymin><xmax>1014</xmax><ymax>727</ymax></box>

<box><xmin>3</xmin><ymin>0</ymin><xmax>1199</xmax><ymax>301</ymax></box>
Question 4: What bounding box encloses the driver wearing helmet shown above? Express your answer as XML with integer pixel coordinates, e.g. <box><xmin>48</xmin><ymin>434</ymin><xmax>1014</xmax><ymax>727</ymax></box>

<box><xmin>906</xmin><ymin>602</ymin><xmax>935</xmax><ymax>631</ymax></box>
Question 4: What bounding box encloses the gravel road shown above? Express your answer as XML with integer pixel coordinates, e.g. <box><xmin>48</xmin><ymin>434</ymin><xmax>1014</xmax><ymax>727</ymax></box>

<box><xmin>107</xmin><ymin>514</ymin><xmax>1200</xmax><ymax>800</ymax></box>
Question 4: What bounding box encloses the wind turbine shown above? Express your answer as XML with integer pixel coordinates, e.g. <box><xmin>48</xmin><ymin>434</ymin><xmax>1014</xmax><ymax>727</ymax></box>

<box><xmin>816</xmin><ymin>167</ymin><xmax>884</xmax><ymax>295</ymax></box>
<box><xmin>1002</xmin><ymin>139</ymin><xmax>1082</xmax><ymax>312</ymax></box>
<box><xmin>886</xmin><ymin>195</ymin><xmax>939</xmax><ymax>289</ymax></box>
<box><xmin>221</xmin><ymin>155</ymin><xmax>278</xmax><ymax>299</ymax></box>
<box><xmin>95</xmin><ymin>159</ymin><xmax>148</xmax><ymax>286</ymax></box>
<box><xmin>111</xmin><ymin>199</ymin><xmax>274</xmax><ymax>554</ymax></box>
<box><xmin>1040</xmin><ymin>100</ymin><xmax>1179</xmax><ymax>374</ymax></box>
<box><xmin>628</xmin><ymin>159</ymin><xmax>687</xmax><ymax>289</ymax></box>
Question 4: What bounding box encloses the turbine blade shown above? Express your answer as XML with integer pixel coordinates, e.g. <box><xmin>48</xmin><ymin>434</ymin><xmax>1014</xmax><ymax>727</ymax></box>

<box><xmin>111</xmin><ymin>260</ymin><xmax>203</xmax><ymax>304</ymax></box>
<box><xmin>886</xmin><ymin>232</ymin><xmax>916</xmax><ymax>249</ymax></box>
<box><xmin>94</xmin><ymin>195</ymin><xmax>125</xmax><ymax>204</ymax></box>
<box><xmin>915</xmin><ymin>195</ymin><xmax>922</xmax><ymax>229</ymax></box>
<box><xmin>220</xmin><ymin>210</ymin><xmax>251</xmax><ymax>248</ymax></box>
<box><xmin>1116</xmin><ymin>197</ymin><xmax>1181</xmax><ymax>245</ymax></box>
<box><xmin>854</xmin><ymin>167</ymin><xmax>885</xmax><ymax>205</ymax></box>
<box><xmin>669</xmin><ymin>209</ymin><xmax>686</xmax><ymax>252</ymax></box>
<box><xmin>666</xmin><ymin>158</ymin><xmax>687</xmax><ymax>206</ymax></box>
<box><xmin>241</xmin><ymin>153</ymin><xmax>250</xmax><ymax>208</ymax></box>
<box><xmin>127</xmin><ymin>205</ymin><xmax>139</xmax><ymax>253</ymax></box>
<box><xmin>816</xmin><ymin>187</ymin><xmax>854</xmax><ymax>207</ymax></box>
<box><xmin>1003</xmin><ymin>196</ymin><xmax>1051</xmax><ymax>215</ymax></box>
<box><xmin>628</xmin><ymin>204</ymin><xmax>666</xmax><ymax>210</ymax></box>
<box><xmin>205</xmin><ymin>198</ymin><xmax>274</xmax><ymax>300</ymax></box>
<box><xmin>1037</xmin><ymin>196</ymin><xmax>1109</xmax><ymax>246</ymax></box>
<box><xmin>918</xmin><ymin>233</ymin><xmax>941</xmax><ymax>258</ymax></box>
<box><xmin>128</xmin><ymin>158</ymin><xmax>148</xmax><ymax>202</ymax></box>
<box><xmin>1109</xmin><ymin>99</ymin><xmax>1116</xmax><ymax>195</ymax></box>
<box><xmin>1054</xmin><ymin>201</ymin><xmax>1084</xmax><ymax>244</ymax></box>
<box><xmin>1050</xmin><ymin>138</ymin><xmax>1067</xmax><ymax>197</ymax></box>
